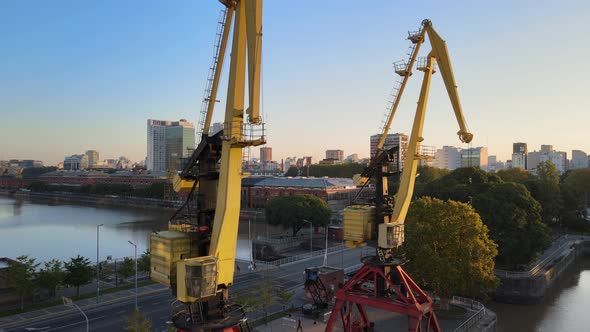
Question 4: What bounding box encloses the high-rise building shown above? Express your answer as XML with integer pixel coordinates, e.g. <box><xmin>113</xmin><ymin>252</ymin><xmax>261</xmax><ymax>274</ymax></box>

<box><xmin>460</xmin><ymin>147</ymin><xmax>488</xmax><ymax>170</ymax></box>
<box><xmin>209</xmin><ymin>122</ymin><xmax>224</xmax><ymax>136</ymax></box>
<box><xmin>540</xmin><ymin>145</ymin><xmax>553</xmax><ymax>153</ymax></box>
<box><xmin>63</xmin><ymin>154</ymin><xmax>89</xmax><ymax>171</ymax></box>
<box><xmin>512</xmin><ymin>143</ymin><xmax>527</xmax><ymax>169</ymax></box>
<box><xmin>325</xmin><ymin>149</ymin><xmax>344</xmax><ymax>162</ymax></box>
<box><xmin>260</xmin><ymin>147</ymin><xmax>272</xmax><ymax>163</ymax></box>
<box><xmin>434</xmin><ymin>146</ymin><xmax>462</xmax><ymax>170</ymax></box>
<box><xmin>85</xmin><ymin>150</ymin><xmax>99</xmax><ymax>168</ymax></box>
<box><xmin>147</xmin><ymin>119</ymin><xmax>195</xmax><ymax>173</ymax></box>
<box><xmin>345</xmin><ymin>153</ymin><xmax>359</xmax><ymax>163</ymax></box>
<box><xmin>166</xmin><ymin>119</ymin><xmax>195</xmax><ymax>170</ymax></box>
<box><xmin>370</xmin><ymin>133</ymin><xmax>408</xmax><ymax>171</ymax></box>
<box><xmin>571</xmin><ymin>150</ymin><xmax>588</xmax><ymax>169</ymax></box>
<box><xmin>527</xmin><ymin>145</ymin><xmax>568</xmax><ymax>174</ymax></box>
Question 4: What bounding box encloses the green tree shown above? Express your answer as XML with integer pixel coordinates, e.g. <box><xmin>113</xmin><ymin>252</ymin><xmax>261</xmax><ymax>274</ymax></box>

<box><xmin>266</xmin><ymin>195</ymin><xmax>331</xmax><ymax>236</ymax></box>
<box><xmin>562</xmin><ymin>168</ymin><xmax>590</xmax><ymax>208</ymax></box>
<box><xmin>37</xmin><ymin>259</ymin><xmax>65</xmax><ymax>299</ymax></box>
<box><xmin>403</xmin><ymin>198</ymin><xmax>498</xmax><ymax>308</ymax></box>
<box><xmin>64</xmin><ymin>255</ymin><xmax>94</xmax><ymax>298</ymax></box>
<box><xmin>496</xmin><ymin>168</ymin><xmax>534</xmax><ymax>184</ymax></box>
<box><xmin>413</xmin><ymin>166</ymin><xmax>450</xmax><ymax>197</ymax></box>
<box><xmin>276</xmin><ymin>288</ymin><xmax>295</xmax><ymax>310</ymax></box>
<box><xmin>125</xmin><ymin>309</ymin><xmax>152</xmax><ymax>332</ymax></box>
<box><xmin>138</xmin><ymin>250</ymin><xmax>150</xmax><ymax>273</ymax></box>
<box><xmin>420</xmin><ymin>167</ymin><xmax>501</xmax><ymax>203</ymax></box>
<box><xmin>535</xmin><ymin>161</ymin><xmax>562</xmax><ymax>225</ymax></box>
<box><xmin>473</xmin><ymin>182</ymin><xmax>550</xmax><ymax>268</ymax></box>
<box><xmin>119</xmin><ymin>257</ymin><xmax>135</xmax><ymax>280</ymax></box>
<box><xmin>5</xmin><ymin>255</ymin><xmax>40</xmax><ymax>310</ymax></box>
<box><xmin>284</xmin><ymin>166</ymin><xmax>299</xmax><ymax>177</ymax></box>
<box><xmin>560</xmin><ymin>169</ymin><xmax>590</xmax><ymax>228</ymax></box>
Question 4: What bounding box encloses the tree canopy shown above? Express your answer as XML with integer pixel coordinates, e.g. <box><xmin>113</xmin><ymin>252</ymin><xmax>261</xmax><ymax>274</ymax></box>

<box><xmin>5</xmin><ymin>255</ymin><xmax>40</xmax><ymax>310</ymax></box>
<box><xmin>38</xmin><ymin>259</ymin><xmax>65</xmax><ymax>299</ymax></box>
<box><xmin>119</xmin><ymin>257</ymin><xmax>135</xmax><ymax>279</ymax></box>
<box><xmin>125</xmin><ymin>309</ymin><xmax>152</xmax><ymax>332</ymax></box>
<box><xmin>496</xmin><ymin>167</ymin><xmax>534</xmax><ymax>184</ymax></box>
<box><xmin>266</xmin><ymin>194</ymin><xmax>331</xmax><ymax>236</ymax></box>
<box><xmin>403</xmin><ymin>197</ymin><xmax>498</xmax><ymax>303</ymax></box>
<box><xmin>288</xmin><ymin>163</ymin><xmax>367</xmax><ymax>178</ymax></box>
<box><xmin>416</xmin><ymin>167</ymin><xmax>551</xmax><ymax>268</ymax></box>
<box><xmin>64</xmin><ymin>255</ymin><xmax>94</xmax><ymax>298</ymax></box>
<box><xmin>535</xmin><ymin>161</ymin><xmax>562</xmax><ymax>225</ymax></box>
<box><xmin>473</xmin><ymin>182</ymin><xmax>550</xmax><ymax>268</ymax></box>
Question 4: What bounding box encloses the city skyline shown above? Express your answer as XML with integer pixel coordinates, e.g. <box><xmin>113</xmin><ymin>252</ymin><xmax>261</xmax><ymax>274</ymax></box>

<box><xmin>1</xmin><ymin>1</ymin><xmax>589</xmax><ymax>165</ymax></box>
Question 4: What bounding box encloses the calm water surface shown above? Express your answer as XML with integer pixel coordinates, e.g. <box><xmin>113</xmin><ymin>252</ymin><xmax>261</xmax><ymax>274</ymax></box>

<box><xmin>489</xmin><ymin>258</ymin><xmax>590</xmax><ymax>331</ymax></box>
<box><xmin>0</xmin><ymin>196</ymin><xmax>255</xmax><ymax>262</ymax></box>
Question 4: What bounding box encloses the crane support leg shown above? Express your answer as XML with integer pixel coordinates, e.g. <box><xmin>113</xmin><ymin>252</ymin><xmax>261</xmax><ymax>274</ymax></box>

<box><xmin>324</xmin><ymin>260</ymin><xmax>440</xmax><ymax>332</ymax></box>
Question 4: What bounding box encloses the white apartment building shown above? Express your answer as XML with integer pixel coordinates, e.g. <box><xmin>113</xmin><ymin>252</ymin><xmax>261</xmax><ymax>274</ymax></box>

<box><xmin>370</xmin><ymin>133</ymin><xmax>408</xmax><ymax>172</ymax></box>
<box><xmin>434</xmin><ymin>146</ymin><xmax>462</xmax><ymax>170</ymax></box>
<box><xmin>571</xmin><ymin>150</ymin><xmax>588</xmax><ymax>169</ymax></box>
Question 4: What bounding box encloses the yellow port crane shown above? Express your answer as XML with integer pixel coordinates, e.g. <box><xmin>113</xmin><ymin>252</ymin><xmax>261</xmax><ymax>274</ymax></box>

<box><xmin>150</xmin><ymin>1</ymin><xmax>265</xmax><ymax>331</ymax></box>
<box><xmin>344</xmin><ymin>19</ymin><xmax>473</xmax><ymax>255</ymax></box>
<box><xmin>330</xmin><ymin>19</ymin><xmax>473</xmax><ymax>332</ymax></box>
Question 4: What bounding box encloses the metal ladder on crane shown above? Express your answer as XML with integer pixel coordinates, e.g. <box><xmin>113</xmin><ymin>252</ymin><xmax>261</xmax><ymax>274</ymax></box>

<box><xmin>196</xmin><ymin>8</ymin><xmax>229</xmax><ymax>142</ymax></box>
<box><xmin>379</xmin><ymin>29</ymin><xmax>423</xmax><ymax>136</ymax></box>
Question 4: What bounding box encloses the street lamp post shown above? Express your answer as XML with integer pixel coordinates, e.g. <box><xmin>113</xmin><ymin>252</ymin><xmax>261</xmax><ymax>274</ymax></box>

<box><xmin>302</xmin><ymin>220</ymin><xmax>313</xmax><ymax>257</ymax></box>
<box><xmin>63</xmin><ymin>297</ymin><xmax>89</xmax><ymax>332</ymax></box>
<box><xmin>96</xmin><ymin>224</ymin><xmax>103</xmax><ymax>304</ymax></box>
<box><xmin>323</xmin><ymin>227</ymin><xmax>329</xmax><ymax>266</ymax></box>
<box><xmin>128</xmin><ymin>240</ymin><xmax>138</xmax><ymax>310</ymax></box>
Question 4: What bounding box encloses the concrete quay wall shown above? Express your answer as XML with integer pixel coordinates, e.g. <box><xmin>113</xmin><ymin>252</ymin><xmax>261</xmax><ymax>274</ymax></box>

<box><xmin>494</xmin><ymin>238</ymin><xmax>588</xmax><ymax>304</ymax></box>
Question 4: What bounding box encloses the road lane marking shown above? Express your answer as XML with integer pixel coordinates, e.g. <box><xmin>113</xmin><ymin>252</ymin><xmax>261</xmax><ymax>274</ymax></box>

<box><xmin>43</xmin><ymin>315</ymin><xmax>107</xmax><ymax>331</ymax></box>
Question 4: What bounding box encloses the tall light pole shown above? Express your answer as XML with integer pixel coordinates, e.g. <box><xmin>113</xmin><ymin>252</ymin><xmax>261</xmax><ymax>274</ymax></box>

<box><xmin>323</xmin><ymin>227</ymin><xmax>329</xmax><ymax>266</ymax></box>
<box><xmin>128</xmin><ymin>240</ymin><xmax>138</xmax><ymax>310</ymax></box>
<box><xmin>303</xmin><ymin>220</ymin><xmax>313</xmax><ymax>257</ymax></box>
<box><xmin>63</xmin><ymin>297</ymin><xmax>88</xmax><ymax>332</ymax></box>
<box><xmin>96</xmin><ymin>224</ymin><xmax>103</xmax><ymax>304</ymax></box>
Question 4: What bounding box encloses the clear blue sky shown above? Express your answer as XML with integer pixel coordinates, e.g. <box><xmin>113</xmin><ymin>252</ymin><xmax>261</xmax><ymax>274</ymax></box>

<box><xmin>1</xmin><ymin>0</ymin><xmax>588</xmax><ymax>165</ymax></box>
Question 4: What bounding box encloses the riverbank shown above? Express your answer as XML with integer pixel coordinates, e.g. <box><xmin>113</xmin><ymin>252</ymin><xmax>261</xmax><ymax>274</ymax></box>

<box><xmin>0</xmin><ymin>189</ymin><xmax>180</xmax><ymax>210</ymax></box>
<box><xmin>494</xmin><ymin>235</ymin><xmax>590</xmax><ymax>304</ymax></box>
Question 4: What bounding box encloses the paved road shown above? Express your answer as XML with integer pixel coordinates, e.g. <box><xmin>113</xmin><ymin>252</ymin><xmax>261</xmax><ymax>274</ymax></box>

<box><xmin>3</xmin><ymin>247</ymin><xmax>366</xmax><ymax>332</ymax></box>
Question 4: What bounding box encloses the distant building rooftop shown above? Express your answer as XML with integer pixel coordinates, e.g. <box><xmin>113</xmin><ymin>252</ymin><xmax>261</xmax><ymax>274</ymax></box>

<box><xmin>39</xmin><ymin>170</ymin><xmax>166</xmax><ymax>178</ymax></box>
<box><xmin>242</xmin><ymin>176</ymin><xmax>355</xmax><ymax>189</ymax></box>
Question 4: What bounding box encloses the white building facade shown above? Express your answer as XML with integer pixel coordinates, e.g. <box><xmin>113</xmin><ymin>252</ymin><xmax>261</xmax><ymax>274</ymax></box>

<box><xmin>434</xmin><ymin>146</ymin><xmax>462</xmax><ymax>170</ymax></box>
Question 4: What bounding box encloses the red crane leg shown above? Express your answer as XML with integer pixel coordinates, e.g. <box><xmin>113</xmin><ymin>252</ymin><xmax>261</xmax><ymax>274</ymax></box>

<box><xmin>325</xmin><ymin>262</ymin><xmax>441</xmax><ymax>332</ymax></box>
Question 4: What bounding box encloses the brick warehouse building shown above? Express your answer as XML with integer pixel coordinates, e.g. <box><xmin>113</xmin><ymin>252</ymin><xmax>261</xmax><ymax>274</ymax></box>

<box><xmin>241</xmin><ymin>176</ymin><xmax>359</xmax><ymax>210</ymax></box>
<box><xmin>37</xmin><ymin>171</ymin><xmax>167</xmax><ymax>188</ymax></box>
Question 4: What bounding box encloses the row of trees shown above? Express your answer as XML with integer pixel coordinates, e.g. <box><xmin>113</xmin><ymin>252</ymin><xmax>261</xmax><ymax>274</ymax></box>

<box><xmin>284</xmin><ymin>163</ymin><xmax>366</xmax><ymax>178</ymax></box>
<box><xmin>412</xmin><ymin>163</ymin><xmax>590</xmax><ymax>269</ymax></box>
<box><xmin>265</xmin><ymin>194</ymin><xmax>332</xmax><ymax>236</ymax></box>
<box><xmin>5</xmin><ymin>251</ymin><xmax>150</xmax><ymax>310</ymax></box>
<box><xmin>27</xmin><ymin>181</ymin><xmax>167</xmax><ymax>199</ymax></box>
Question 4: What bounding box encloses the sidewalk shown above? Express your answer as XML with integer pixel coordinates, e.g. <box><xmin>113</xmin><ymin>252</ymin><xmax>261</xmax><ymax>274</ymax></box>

<box><xmin>0</xmin><ymin>283</ymin><xmax>167</xmax><ymax>330</ymax></box>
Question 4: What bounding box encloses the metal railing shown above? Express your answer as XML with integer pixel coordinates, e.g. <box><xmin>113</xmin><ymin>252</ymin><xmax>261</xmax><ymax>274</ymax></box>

<box><xmin>255</xmin><ymin>245</ymin><xmax>346</xmax><ymax>267</ymax></box>
<box><xmin>451</xmin><ymin>296</ymin><xmax>486</xmax><ymax>332</ymax></box>
<box><xmin>494</xmin><ymin>235</ymin><xmax>571</xmax><ymax>279</ymax></box>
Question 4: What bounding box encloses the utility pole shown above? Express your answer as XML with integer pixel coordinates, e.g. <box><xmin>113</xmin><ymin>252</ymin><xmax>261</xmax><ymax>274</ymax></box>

<box><xmin>128</xmin><ymin>240</ymin><xmax>138</xmax><ymax>310</ymax></box>
<box><xmin>96</xmin><ymin>224</ymin><xmax>103</xmax><ymax>304</ymax></box>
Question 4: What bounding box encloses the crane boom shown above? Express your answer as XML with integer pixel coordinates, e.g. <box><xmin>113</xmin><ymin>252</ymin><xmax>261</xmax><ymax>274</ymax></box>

<box><xmin>150</xmin><ymin>1</ymin><xmax>265</xmax><ymax>330</ymax></box>
<box><xmin>370</xmin><ymin>20</ymin><xmax>473</xmax><ymax>249</ymax></box>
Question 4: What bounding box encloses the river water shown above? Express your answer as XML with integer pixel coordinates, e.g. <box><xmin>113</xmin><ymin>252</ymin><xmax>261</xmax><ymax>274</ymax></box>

<box><xmin>2</xmin><ymin>196</ymin><xmax>590</xmax><ymax>331</ymax></box>
<box><xmin>0</xmin><ymin>196</ymin><xmax>259</xmax><ymax>262</ymax></box>
<box><xmin>489</xmin><ymin>258</ymin><xmax>590</xmax><ymax>332</ymax></box>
